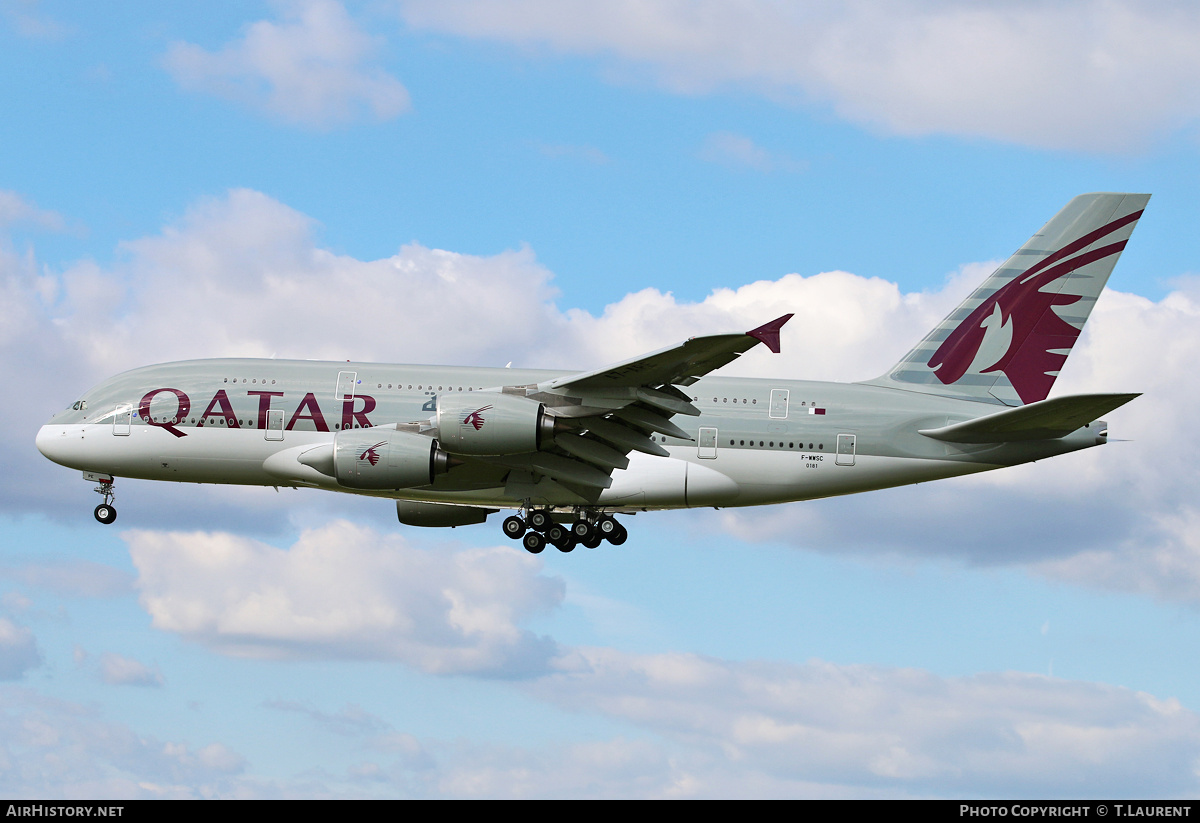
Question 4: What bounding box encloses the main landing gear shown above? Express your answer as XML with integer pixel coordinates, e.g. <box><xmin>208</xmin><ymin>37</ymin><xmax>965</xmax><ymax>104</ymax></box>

<box><xmin>503</xmin><ymin>509</ymin><xmax>628</xmax><ymax>554</ymax></box>
<box><xmin>93</xmin><ymin>478</ymin><xmax>117</xmax><ymax>525</ymax></box>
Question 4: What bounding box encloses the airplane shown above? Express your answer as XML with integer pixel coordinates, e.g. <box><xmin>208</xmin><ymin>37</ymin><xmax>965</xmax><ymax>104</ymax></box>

<box><xmin>35</xmin><ymin>193</ymin><xmax>1148</xmax><ymax>553</ymax></box>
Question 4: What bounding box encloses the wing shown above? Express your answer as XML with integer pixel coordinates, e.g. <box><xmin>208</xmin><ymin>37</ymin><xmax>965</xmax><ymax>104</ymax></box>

<box><xmin>474</xmin><ymin>315</ymin><xmax>792</xmax><ymax>505</ymax></box>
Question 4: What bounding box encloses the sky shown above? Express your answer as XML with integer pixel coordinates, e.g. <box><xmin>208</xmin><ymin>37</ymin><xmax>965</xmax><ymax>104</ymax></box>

<box><xmin>3</xmin><ymin>0</ymin><xmax>1200</xmax><ymax>798</ymax></box>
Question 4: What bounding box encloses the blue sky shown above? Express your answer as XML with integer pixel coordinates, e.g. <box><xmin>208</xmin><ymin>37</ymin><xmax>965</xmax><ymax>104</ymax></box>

<box><xmin>4</xmin><ymin>0</ymin><xmax>1200</xmax><ymax>797</ymax></box>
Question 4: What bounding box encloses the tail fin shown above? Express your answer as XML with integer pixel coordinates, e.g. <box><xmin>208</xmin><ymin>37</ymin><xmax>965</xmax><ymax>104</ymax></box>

<box><xmin>864</xmin><ymin>193</ymin><xmax>1149</xmax><ymax>406</ymax></box>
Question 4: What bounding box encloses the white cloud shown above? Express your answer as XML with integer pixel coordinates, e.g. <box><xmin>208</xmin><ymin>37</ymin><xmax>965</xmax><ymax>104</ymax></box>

<box><xmin>98</xmin><ymin>188</ymin><xmax>562</xmax><ymax>369</ymax></box>
<box><xmin>98</xmin><ymin>652</ymin><xmax>164</xmax><ymax>687</ymax></box>
<box><xmin>524</xmin><ymin>648</ymin><xmax>1200</xmax><ymax>796</ymax></box>
<box><xmin>400</xmin><ymin>0</ymin><xmax>1200</xmax><ymax>152</ymax></box>
<box><xmin>127</xmin><ymin>521</ymin><xmax>564</xmax><ymax>675</ymax></box>
<box><xmin>240</xmin><ymin>646</ymin><xmax>1200</xmax><ymax>797</ymax></box>
<box><xmin>0</xmin><ymin>190</ymin><xmax>64</xmax><ymax>231</ymax></box>
<box><xmin>165</xmin><ymin>0</ymin><xmax>409</xmax><ymax>128</ymax></box>
<box><xmin>0</xmin><ymin>686</ymin><xmax>250</xmax><ymax>797</ymax></box>
<box><xmin>697</xmin><ymin>131</ymin><xmax>805</xmax><ymax>173</ymax></box>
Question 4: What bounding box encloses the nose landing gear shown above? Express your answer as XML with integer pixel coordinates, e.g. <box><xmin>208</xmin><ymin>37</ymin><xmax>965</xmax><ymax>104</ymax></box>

<box><xmin>92</xmin><ymin>476</ymin><xmax>117</xmax><ymax>524</ymax></box>
<box><xmin>503</xmin><ymin>507</ymin><xmax>628</xmax><ymax>553</ymax></box>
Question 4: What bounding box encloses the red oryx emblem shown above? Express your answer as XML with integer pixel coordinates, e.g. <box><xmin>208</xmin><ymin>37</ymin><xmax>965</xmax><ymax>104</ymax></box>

<box><xmin>463</xmin><ymin>405</ymin><xmax>493</xmax><ymax>431</ymax></box>
<box><xmin>927</xmin><ymin>209</ymin><xmax>1141</xmax><ymax>405</ymax></box>
<box><xmin>359</xmin><ymin>442</ymin><xmax>387</xmax><ymax>466</ymax></box>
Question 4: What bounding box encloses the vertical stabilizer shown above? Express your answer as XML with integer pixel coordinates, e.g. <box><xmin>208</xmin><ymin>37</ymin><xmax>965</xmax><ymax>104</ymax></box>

<box><xmin>863</xmin><ymin>193</ymin><xmax>1149</xmax><ymax>405</ymax></box>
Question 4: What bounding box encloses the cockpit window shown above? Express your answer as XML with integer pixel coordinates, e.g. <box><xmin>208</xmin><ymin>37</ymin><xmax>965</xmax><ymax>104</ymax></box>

<box><xmin>70</xmin><ymin>400</ymin><xmax>88</xmax><ymax>411</ymax></box>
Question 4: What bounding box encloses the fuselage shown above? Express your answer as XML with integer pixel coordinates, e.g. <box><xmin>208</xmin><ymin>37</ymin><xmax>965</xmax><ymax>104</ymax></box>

<box><xmin>35</xmin><ymin>358</ymin><xmax>1105</xmax><ymax>513</ymax></box>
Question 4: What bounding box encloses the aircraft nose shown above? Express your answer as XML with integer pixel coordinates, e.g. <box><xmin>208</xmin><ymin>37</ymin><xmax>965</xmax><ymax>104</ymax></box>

<box><xmin>36</xmin><ymin>424</ymin><xmax>79</xmax><ymax>467</ymax></box>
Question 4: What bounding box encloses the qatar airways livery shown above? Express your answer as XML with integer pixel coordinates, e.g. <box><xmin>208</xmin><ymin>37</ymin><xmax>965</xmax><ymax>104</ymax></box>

<box><xmin>36</xmin><ymin>194</ymin><xmax>1148</xmax><ymax>553</ymax></box>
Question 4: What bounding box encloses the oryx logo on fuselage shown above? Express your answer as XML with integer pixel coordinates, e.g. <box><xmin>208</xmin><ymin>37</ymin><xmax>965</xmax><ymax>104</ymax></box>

<box><xmin>359</xmin><ymin>442</ymin><xmax>387</xmax><ymax>466</ymax></box>
<box><xmin>463</xmin><ymin>405</ymin><xmax>492</xmax><ymax>431</ymax></box>
<box><xmin>927</xmin><ymin>209</ymin><xmax>1142</xmax><ymax>404</ymax></box>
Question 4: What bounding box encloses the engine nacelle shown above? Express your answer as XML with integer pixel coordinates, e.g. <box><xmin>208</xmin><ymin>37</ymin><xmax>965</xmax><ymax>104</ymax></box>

<box><xmin>300</xmin><ymin>428</ymin><xmax>453</xmax><ymax>490</ymax></box>
<box><xmin>435</xmin><ymin>392</ymin><xmax>555</xmax><ymax>456</ymax></box>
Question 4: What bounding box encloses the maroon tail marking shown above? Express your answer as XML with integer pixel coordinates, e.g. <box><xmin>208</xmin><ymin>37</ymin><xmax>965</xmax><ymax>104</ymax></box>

<box><xmin>927</xmin><ymin>210</ymin><xmax>1141</xmax><ymax>405</ymax></box>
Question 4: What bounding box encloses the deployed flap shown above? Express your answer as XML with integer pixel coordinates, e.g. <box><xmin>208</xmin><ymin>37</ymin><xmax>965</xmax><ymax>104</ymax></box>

<box><xmin>538</xmin><ymin>315</ymin><xmax>793</xmax><ymax>393</ymax></box>
<box><xmin>919</xmin><ymin>393</ymin><xmax>1139</xmax><ymax>443</ymax></box>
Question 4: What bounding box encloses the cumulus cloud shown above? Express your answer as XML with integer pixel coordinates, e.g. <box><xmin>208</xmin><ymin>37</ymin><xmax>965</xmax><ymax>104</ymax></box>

<box><xmin>165</xmin><ymin>0</ymin><xmax>409</xmax><ymax>128</ymax></box>
<box><xmin>126</xmin><ymin>521</ymin><xmax>564</xmax><ymax>675</ymax></box>
<box><xmin>400</xmin><ymin>0</ymin><xmax>1200</xmax><ymax>152</ymax></box>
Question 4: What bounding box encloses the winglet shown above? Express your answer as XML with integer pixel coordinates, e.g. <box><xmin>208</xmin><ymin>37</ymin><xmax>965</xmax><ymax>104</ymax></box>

<box><xmin>746</xmin><ymin>314</ymin><xmax>793</xmax><ymax>354</ymax></box>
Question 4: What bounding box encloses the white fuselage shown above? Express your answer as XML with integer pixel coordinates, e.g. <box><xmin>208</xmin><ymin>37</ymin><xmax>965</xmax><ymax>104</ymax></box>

<box><xmin>35</xmin><ymin>358</ymin><xmax>1100</xmax><ymax>514</ymax></box>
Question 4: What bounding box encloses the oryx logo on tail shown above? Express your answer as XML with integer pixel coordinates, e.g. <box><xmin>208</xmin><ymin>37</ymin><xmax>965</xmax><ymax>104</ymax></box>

<box><xmin>926</xmin><ymin>207</ymin><xmax>1143</xmax><ymax>405</ymax></box>
<box><xmin>359</xmin><ymin>442</ymin><xmax>387</xmax><ymax>466</ymax></box>
<box><xmin>463</xmin><ymin>405</ymin><xmax>492</xmax><ymax>431</ymax></box>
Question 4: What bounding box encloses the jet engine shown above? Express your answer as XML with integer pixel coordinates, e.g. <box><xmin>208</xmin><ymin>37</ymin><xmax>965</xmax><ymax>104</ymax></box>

<box><xmin>299</xmin><ymin>428</ymin><xmax>453</xmax><ymax>490</ymax></box>
<box><xmin>434</xmin><ymin>393</ymin><xmax>555</xmax><ymax>456</ymax></box>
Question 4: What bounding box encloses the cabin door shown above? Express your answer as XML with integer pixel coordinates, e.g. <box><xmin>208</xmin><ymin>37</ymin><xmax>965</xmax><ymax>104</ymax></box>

<box><xmin>835</xmin><ymin>433</ymin><xmax>856</xmax><ymax>466</ymax></box>
<box><xmin>769</xmin><ymin>389</ymin><xmax>789</xmax><ymax>419</ymax></box>
<box><xmin>113</xmin><ymin>404</ymin><xmax>131</xmax><ymax>436</ymax></box>
<box><xmin>335</xmin><ymin>371</ymin><xmax>357</xmax><ymax>401</ymax></box>
<box><xmin>265</xmin><ymin>409</ymin><xmax>284</xmax><ymax>441</ymax></box>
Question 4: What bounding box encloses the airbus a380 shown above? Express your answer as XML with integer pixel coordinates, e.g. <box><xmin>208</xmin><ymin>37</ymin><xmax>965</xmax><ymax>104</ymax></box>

<box><xmin>36</xmin><ymin>193</ymin><xmax>1147</xmax><ymax>553</ymax></box>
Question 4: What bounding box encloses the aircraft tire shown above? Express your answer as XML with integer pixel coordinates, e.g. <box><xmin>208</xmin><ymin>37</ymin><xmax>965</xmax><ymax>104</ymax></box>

<box><xmin>557</xmin><ymin>536</ymin><xmax>576</xmax><ymax>553</ymax></box>
<box><xmin>529</xmin><ymin>510</ymin><xmax>552</xmax><ymax>532</ymax></box>
<box><xmin>571</xmin><ymin>520</ymin><xmax>593</xmax><ymax>540</ymax></box>
<box><xmin>94</xmin><ymin>504</ymin><xmax>116</xmax><ymax>525</ymax></box>
<box><xmin>503</xmin><ymin>515</ymin><xmax>526</xmax><ymax>539</ymax></box>
<box><xmin>522</xmin><ymin>532</ymin><xmax>545</xmax><ymax>554</ymax></box>
<box><xmin>597</xmin><ymin>516</ymin><xmax>618</xmax><ymax>536</ymax></box>
<box><xmin>546</xmin><ymin>523</ymin><xmax>568</xmax><ymax>548</ymax></box>
<box><xmin>583</xmin><ymin>532</ymin><xmax>603</xmax><ymax>549</ymax></box>
<box><xmin>607</xmin><ymin>524</ymin><xmax>627</xmax><ymax>545</ymax></box>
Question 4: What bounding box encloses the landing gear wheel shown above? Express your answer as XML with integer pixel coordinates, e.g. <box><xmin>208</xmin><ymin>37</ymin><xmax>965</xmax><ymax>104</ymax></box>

<box><xmin>94</xmin><ymin>504</ymin><xmax>117</xmax><ymax>525</ymax></box>
<box><xmin>546</xmin><ymin>523</ymin><xmax>569</xmax><ymax>549</ymax></box>
<box><xmin>529</xmin><ymin>510</ymin><xmax>552</xmax><ymax>532</ymax></box>
<box><xmin>503</xmin><ymin>515</ymin><xmax>527</xmax><ymax>539</ymax></box>
<box><xmin>522</xmin><ymin>531</ymin><xmax>545</xmax><ymax>554</ymax></box>
<box><xmin>571</xmin><ymin>520</ymin><xmax>595</xmax><ymax>541</ymax></box>
<box><xmin>557</xmin><ymin>536</ymin><xmax>577</xmax><ymax>553</ymax></box>
<box><xmin>583</xmin><ymin>532</ymin><xmax>603</xmax><ymax>549</ymax></box>
<box><xmin>597</xmin><ymin>516</ymin><xmax>619</xmax><ymax>537</ymax></box>
<box><xmin>607</xmin><ymin>524</ymin><xmax>628</xmax><ymax>545</ymax></box>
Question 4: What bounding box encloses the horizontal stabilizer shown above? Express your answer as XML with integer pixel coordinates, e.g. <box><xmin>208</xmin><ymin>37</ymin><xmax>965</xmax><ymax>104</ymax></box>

<box><xmin>919</xmin><ymin>393</ymin><xmax>1139</xmax><ymax>443</ymax></box>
